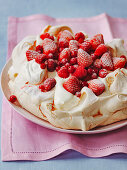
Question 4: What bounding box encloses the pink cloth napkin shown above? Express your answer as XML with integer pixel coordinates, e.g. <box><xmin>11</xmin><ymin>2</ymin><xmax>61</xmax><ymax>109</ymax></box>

<box><xmin>2</xmin><ymin>13</ymin><xmax>127</xmax><ymax>161</ymax></box>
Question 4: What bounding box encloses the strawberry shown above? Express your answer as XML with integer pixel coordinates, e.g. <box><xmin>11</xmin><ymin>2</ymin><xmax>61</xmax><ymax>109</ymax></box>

<box><xmin>73</xmin><ymin>66</ymin><xmax>87</xmax><ymax>79</ymax></box>
<box><xmin>68</xmin><ymin>65</ymin><xmax>75</xmax><ymax>73</ymax></box>
<box><xmin>75</xmin><ymin>32</ymin><xmax>85</xmax><ymax>43</ymax></box>
<box><xmin>57</xmin><ymin>30</ymin><xmax>74</xmax><ymax>41</ymax></box>
<box><xmin>36</xmin><ymin>45</ymin><xmax>43</xmax><ymax>53</ymax></box>
<box><xmin>88</xmin><ymin>79</ymin><xmax>105</xmax><ymax>96</ymax></box>
<box><xmin>70</xmin><ymin>57</ymin><xmax>77</xmax><ymax>65</ymax></box>
<box><xmin>59</xmin><ymin>48</ymin><xmax>71</xmax><ymax>62</ymax></box>
<box><xmin>99</xmin><ymin>69</ymin><xmax>108</xmax><ymax>78</ymax></box>
<box><xmin>42</xmin><ymin>38</ymin><xmax>58</xmax><ymax>55</ymax></box>
<box><xmin>112</xmin><ymin>57</ymin><xmax>126</xmax><ymax>70</ymax></box>
<box><xmin>57</xmin><ymin>66</ymin><xmax>69</xmax><ymax>78</ymax></box>
<box><xmin>69</xmin><ymin>40</ymin><xmax>79</xmax><ymax>57</ymax></box>
<box><xmin>94</xmin><ymin>44</ymin><xmax>107</xmax><ymax>57</ymax></box>
<box><xmin>100</xmin><ymin>52</ymin><xmax>113</xmax><ymax>70</ymax></box>
<box><xmin>77</xmin><ymin>49</ymin><xmax>93</xmax><ymax>68</ymax></box>
<box><xmin>90</xmin><ymin>34</ymin><xmax>104</xmax><ymax>50</ymax></box>
<box><xmin>26</xmin><ymin>50</ymin><xmax>39</xmax><ymax>61</ymax></box>
<box><xmin>93</xmin><ymin>59</ymin><xmax>102</xmax><ymax>69</ymax></box>
<box><xmin>63</xmin><ymin>76</ymin><xmax>81</xmax><ymax>94</ymax></box>
<box><xmin>59</xmin><ymin>38</ymin><xmax>69</xmax><ymax>48</ymax></box>
<box><xmin>9</xmin><ymin>95</ymin><xmax>17</xmax><ymax>103</ymax></box>
<box><xmin>47</xmin><ymin>59</ymin><xmax>57</xmax><ymax>72</ymax></box>
<box><xmin>35</xmin><ymin>54</ymin><xmax>47</xmax><ymax>64</ymax></box>
<box><xmin>43</xmin><ymin>78</ymin><xmax>56</xmax><ymax>91</ymax></box>
<box><xmin>79</xmin><ymin>40</ymin><xmax>91</xmax><ymax>53</ymax></box>
<box><xmin>40</xmin><ymin>33</ymin><xmax>54</xmax><ymax>40</ymax></box>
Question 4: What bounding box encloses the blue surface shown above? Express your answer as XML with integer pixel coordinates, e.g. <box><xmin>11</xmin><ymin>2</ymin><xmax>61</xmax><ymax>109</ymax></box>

<box><xmin>1</xmin><ymin>0</ymin><xmax>127</xmax><ymax>169</ymax></box>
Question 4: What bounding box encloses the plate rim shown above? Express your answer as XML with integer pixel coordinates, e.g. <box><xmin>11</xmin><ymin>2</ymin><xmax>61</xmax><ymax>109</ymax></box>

<box><xmin>1</xmin><ymin>58</ymin><xmax>127</xmax><ymax>135</ymax></box>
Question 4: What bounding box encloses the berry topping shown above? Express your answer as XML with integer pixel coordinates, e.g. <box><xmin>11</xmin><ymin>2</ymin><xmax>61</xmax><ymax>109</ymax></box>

<box><xmin>59</xmin><ymin>38</ymin><xmax>69</xmax><ymax>48</ymax></box>
<box><xmin>90</xmin><ymin>34</ymin><xmax>104</xmax><ymax>50</ymax></box>
<box><xmin>69</xmin><ymin>40</ymin><xmax>79</xmax><ymax>57</ymax></box>
<box><xmin>79</xmin><ymin>40</ymin><xmax>91</xmax><ymax>53</ymax></box>
<box><xmin>36</xmin><ymin>45</ymin><xmax>43</xmax><ymax>53</ymax></box>
<box><xmin>112</xmin><ymin>57</ymin><xmax>126</xmax><ymax>70</ymax></box>
<box><xmin>57</xmin><ymin>30</ymin><xmax>74</xmax><ymax>41</ymax></box>
<box><xmin>75</xmin><ymin>91</ymin><xmax>81</xmax><ymax>97</ymax></box>
<box><xmin>43</xmin><ymin>78</ymin><xmax>56</xmax><ymax>91</ymax></box>
<box><xmin>91</xmin><ymin>53</ymin><xmax>97</xmax><ymax>61</ymax></box>
<box><xmin>63</xmin><ymin>76</ymin><xmax>81</xmax><ymax>94</ymax></box>
<box><xmin>47</xmin><ymin>53</ymin><xmax>54</xmax><ymax>59</ymax></box>
<box><xmin>40</xmin><ymin>63</ymin><xmax>46</xmax><ymax>69</ymax></box>
<box><xmin>40</xmin><ymin>33</ymin><xmax>54</xmax><ymax>40</ymax></box>
<box><xmin>9</xmin><ymin>95</ymin><xmax>17</xmax><ymax>103</ymax></box>
<box><xmin>26</xmin><ymin>50</ymin><xmax>39</xmax><ymax>61</ymax></box>
<box><xmin>47</xmin><ymin>59</ymin><xmax>56</xmax><ymax>72</ymax></box>
<box><xmin>88</xmin><ymin>79</ymin><xmax>105</xmax><ymax>96</ymax></box>
<box><xmin>59</xmin><ymin>48</ymin><xmax>71</xmax><ymax>62</ymax></box>
<box><xmin>93</xmin><ymin>59</ymin><xmax>102</xmax><ymax>69</ymax></box>
<box><xmin>100</xmin><ymin>52</ymin><xmax>113</xmax><ymax>71</ymax></box>
<box><xmin>75</xmin><ymin>32</ymin><xmax>85</xmax><ymax>43</ymax></box>
<box><xmin>42</xmin><ymin>38</ymin><xmax>58</xmax><ymax>55</ymax></box>
<box><xmin>77</xmin><ymin>49</ymin><xmax>93</xmax><ymax>68</ymax></box>
<box><xmin>70</xmin><ymin>57</ymin><xmax>77</xmax><ymax>65</ymax></box>
<box><xmin>35</xmin><ymin>54</ymin><xmax>47</xmax><ymax>64</ymax></box>
<box><xmin>68</xmin><ymin>65</ymin><xmax>75</xmax><ymax>73</ymax></box>
<box><xmin>99</xmin><ymin>69</ymin><xmax>108</xmax><ymax>78</ymax></box>
<box><xmin>73</xmin><ymin>66</ymin><xmax>87</xmax><ymax>79</ymax></box>
<box><xmin>39</xmin><ymin>84</ymin><xmax>45</xmax><ymax>92</ymax></box>
<box><xmin>57</xmin><ymin>66</ymin><xmax>69</xmax><ymax>78</ymax></box>
<box><xmin>94</xmin><ymin>44</ymin><xmax>107</xmax><ymax>57</ymax></box>
<box><xmin>91</xmin><ymin>72</ymin><xmax>98</xmax><ymax>79</ymax></box>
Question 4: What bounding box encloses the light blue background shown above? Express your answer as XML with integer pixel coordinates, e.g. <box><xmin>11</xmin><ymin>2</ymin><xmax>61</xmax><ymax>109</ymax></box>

<box><xmin>1</xmin><ymin>0</ymin><xmax>127</xmax><ymax>169</ymax></box>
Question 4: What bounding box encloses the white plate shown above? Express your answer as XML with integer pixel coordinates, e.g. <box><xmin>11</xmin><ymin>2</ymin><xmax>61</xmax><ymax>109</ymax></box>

<box><xmin>1</xmin><ymin>59</ymin><xmax>127</xmax><ymax>134</ymax></box>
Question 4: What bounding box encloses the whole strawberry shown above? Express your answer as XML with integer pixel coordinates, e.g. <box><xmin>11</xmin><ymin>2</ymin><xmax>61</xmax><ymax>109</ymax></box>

<box><xmin>26</xmin><ymin>50</ymin><xmax>39</xmax><ymax>61</ymax></box>
<box><xmin>42</xmin><ymin>38</ymin><xmax>58</xmax><ymax>55</ymax></box>
<box><xmin>57</xmin><ymin>30</ymin><xmax>74</xmax><ymax>41</ymax></box>
<box><xmin>88</xmin><ymin>79</ymin><xmax>105</xmax><ymax>96</ymax></box>
<box><xmin>94</xmin><ymin>44</ymin><xmax>107</xmax><ymax>57</ymax></box>
<box><xmin>79</xmin><ymin>40</ymin><xmax>91</xmax><ymax>53</ymax></box>
<box><xmin>57</xmin><ymin>66</ymin><xmax>69</xmax><ymax>78</ymax></box>
<box><xmin>59</xmin><ymin>48</ymin><xmax>71</xmax><ymax>62</ymax></box>
<box><xmin>63</xmin><ymin>76</ymin><xmax>81</xmax><ymax>94</ymax></box>
<box><xmin>73</xmin><ymin>66</ymin><xmax>87</xmax><ymax>79</ymax></box>
<box><xmin>69</xmin><ymin>40</ymin><xmax>79</xmax><ymax>57</ymax></box>
<box><xmin>90</xmin><ymin>34</ymin><xmax>104</xmax><ymax>50</ymax></box>
<box><xmin>77</xmin><ymin>49</ymin><xmax>93</xmax><ymax>68</ymax></box>
<box><xmin>100</xmin><ymin>52</ymin><xmax>113</xmax><ymax>71</ymax></box>
<box><xmin>112</xmin><ymin>57</ymin><xmax>126</xmax><ymax>70</ymax></box>
<box><xmin>43</xmin><ymin>78</ymin><xmax>56</xmax><ymax>91</ymax></box>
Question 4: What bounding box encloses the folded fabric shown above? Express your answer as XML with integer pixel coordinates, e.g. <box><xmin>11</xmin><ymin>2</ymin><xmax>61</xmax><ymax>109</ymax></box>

<box><xmin>1</xmin><ymin>13</ymin><xmax>127</xmax><ymax>161</ymax></box>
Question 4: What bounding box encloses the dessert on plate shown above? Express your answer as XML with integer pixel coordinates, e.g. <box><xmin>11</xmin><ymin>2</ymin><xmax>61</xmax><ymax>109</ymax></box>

<box><xmin>8</xmin><ymin>25</ymin><xmax>127</xmax><ymax>131</ymax></box>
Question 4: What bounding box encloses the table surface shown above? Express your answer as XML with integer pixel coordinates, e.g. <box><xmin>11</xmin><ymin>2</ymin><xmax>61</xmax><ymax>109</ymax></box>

<box><xmin>1</xmin><ymin>0</ymin><xmax>127</xmax><ymax>169</ymax></box>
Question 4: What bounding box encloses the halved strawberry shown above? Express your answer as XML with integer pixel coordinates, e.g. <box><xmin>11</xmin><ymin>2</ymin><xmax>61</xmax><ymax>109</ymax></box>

<box><xmin>26</xmin><ymin>50</ymin><xmax>39</xmax><ymax>61</ymax></box>
<box><xmin>63</xmin><ymin>76</ymin><xmax>81</xmax><ymax>94</ymax></box>
<box><xmin>79</xmin><ymin>40</ymin><xmax>91</xmax><ymax>53</ymax></box>
<box><xmin>88</xmin><ymin>79</ymin><xmax>105</xmax><ymax>96</ymax></box>
<box><xmin>77</xmin><ymin>49</ymin><xmax>93</xmax><ymax>68</ymax></box>
<box><xmin>94</xmin><ymin>44</ymin><xmax>107</xmax><ymax>57</ymax></box>
<box><xmin>57</xmin><ymin>30</ymin><xmax>74</xmax><ymax>41</ymax></box>
<box><xmin>69</xmin><ymin>40</ymin><xmax>79</xmax><ymax>57</ymax></box>
<box><xmin>42</xmin><ymin>38</ymin><xmax>58</xmax><ymax>55</ymax></box>
<box><xmin>57</xmin><ymin>66</ymin><xmax>69</xmax><ymax>78</ymax></box>
<box><xmin>73</xmin><ymin>66</ymin><xmax>87</xmax><ymax>79</ymax></box>
<box><xmin>112</xmin><ymin>57</ymin><xmax>126</xmax><ymax>70</ymax></box>
<box><xmin>59</xmin><ymin>48</ymin><xmax>71</xmax><ymax>62</ymax></box>
<box><xmin>90</xmin><ymin>34</ymin><xmax>104</xmax><ymax>50</ymax></box>
<box><xmin>100</xmin><ymin>52</ymin><xmax>113</xmax><ymax>70</ymax></box>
